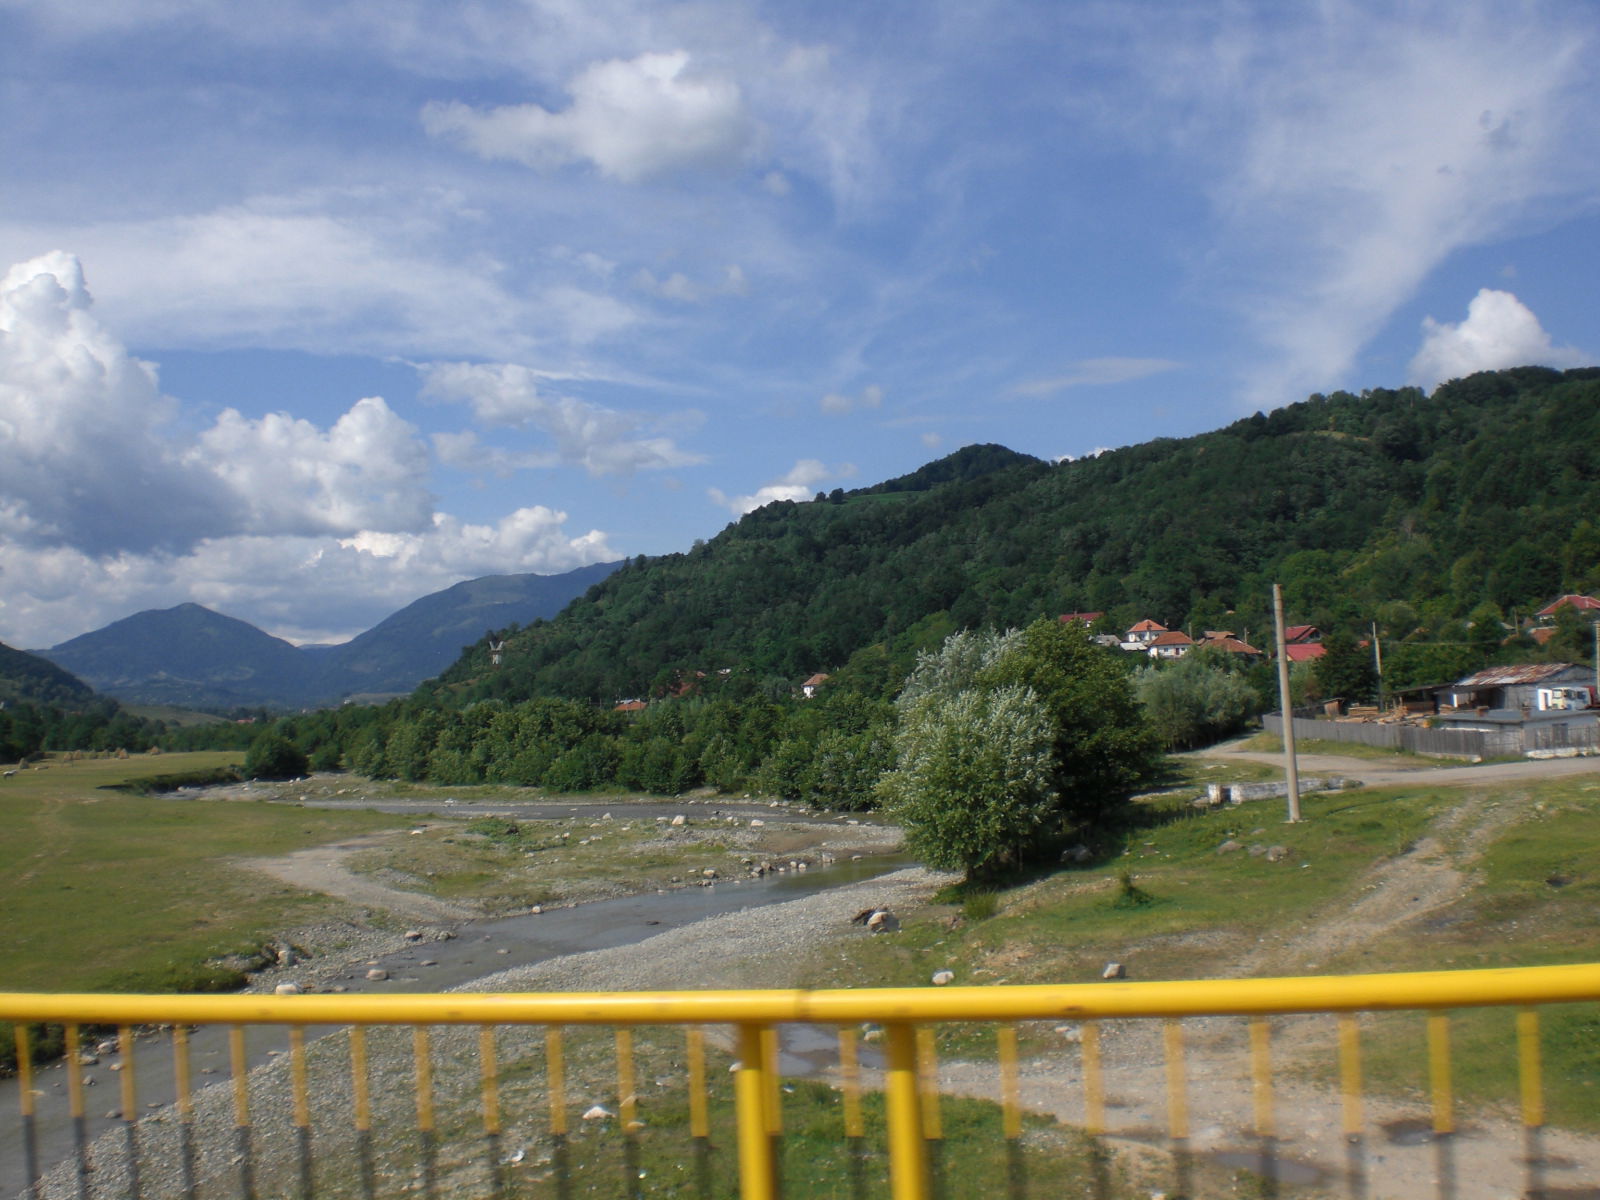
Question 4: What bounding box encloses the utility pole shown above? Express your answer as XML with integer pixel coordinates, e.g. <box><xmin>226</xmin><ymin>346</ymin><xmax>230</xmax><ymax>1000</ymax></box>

<box><xmin>1272</xmin><ymin>583</ymin><xmax>1302</xmax><ymax>822</ymax></box>
<box><xmin>1371</xmin><ymin>621</ymin><xmax>1384</xmax><ymax>711</ymax></box>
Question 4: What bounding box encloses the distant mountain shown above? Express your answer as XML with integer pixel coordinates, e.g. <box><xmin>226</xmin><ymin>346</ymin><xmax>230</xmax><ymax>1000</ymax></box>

<box><xmin>43</xmin><ymin>603</ymin><xmax>318</xmax><ymax>709</ymax></box>
<box><xmin>312</xmin><ymin>562</ymin><xmax>621</xmax><ymax>700</ymax></box>
<box><xmin>0</xmin><ymin>640</ymin><xmax>98</xmax><ymax>708</ymax></box>
<box><xmin>36</xmin><ymin>562</ymin><xmax>622</xmax><ymax>709</ymax></box>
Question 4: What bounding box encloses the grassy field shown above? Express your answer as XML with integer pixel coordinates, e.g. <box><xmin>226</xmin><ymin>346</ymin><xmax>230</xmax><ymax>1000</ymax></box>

<box><xmin>0</xmin><ymin>752</ymin><xmax>413</xmax><ymax>995</ymax></box>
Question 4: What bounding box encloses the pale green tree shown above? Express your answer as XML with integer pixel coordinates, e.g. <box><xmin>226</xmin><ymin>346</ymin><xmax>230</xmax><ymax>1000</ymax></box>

<box><xmin>877</xmin><ymin>683</ymin><xmax>1057</xmax><ymax>879</ymax></box>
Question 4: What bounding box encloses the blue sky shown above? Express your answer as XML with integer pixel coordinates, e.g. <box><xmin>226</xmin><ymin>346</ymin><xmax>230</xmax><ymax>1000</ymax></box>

<box><xmin>2</xmin><ymin>0</ymin><xmax>1596</xmax><ymax>650</ymax></box>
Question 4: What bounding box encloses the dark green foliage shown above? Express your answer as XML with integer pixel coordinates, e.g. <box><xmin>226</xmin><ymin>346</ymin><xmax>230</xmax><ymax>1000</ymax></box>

<box><xmin>107</xmin><ymin>767</ymin><xmax>244</xmax><ymax>795</ymax></box>
<box><xmin>0</xmin><ymin>640</ymin><xmax>96</xmax><ymax>707</ymax></box>
<box><xmin>173</xmin><ymin>367</ymin><xmax>1600</xmax><ymax>804</ymax></box>
<box><xmin>1317</xmin><ymin>630</ymin><xmax>1380</xmax><ymax>704</ymax></box>
<box><xmin>880</xmin><ymin>620</ymin><xmax>1158</xmax><ymax>880</ymax></box>
<box><xmin>1111</xmin><ymin>870</ymin><xmax>1156</xmax><ymax>909</ymax></box>
<box><xmin>1135</xmin><ymin>649</ymin><xmax>1261</xmax><ymax>749</ymax></box>
<box><xmin>243</xmin><ymin>732</ymin><xmax>309</xmax><ymax>781</ymax></box>
<box><xmin>429</xmin><ymin>369</ymin><xmax>1600</xmax><ymax>711</ymax></box>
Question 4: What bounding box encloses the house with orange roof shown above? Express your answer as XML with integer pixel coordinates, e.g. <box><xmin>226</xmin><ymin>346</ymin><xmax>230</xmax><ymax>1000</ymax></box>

<box><xmin>1145</xmin><ymin>630</ymin><xmax>1195</xmax><ymax>660</ymax></box>
<box><xmin>1121</xmin><ymin>619</ymin><xmax>1167</xmax><ymax>652</ymax></box>
<box><xmin>1536</xmin><ymin>594</ymin><xmax>1600</xmax><ymax>622</ymax></box>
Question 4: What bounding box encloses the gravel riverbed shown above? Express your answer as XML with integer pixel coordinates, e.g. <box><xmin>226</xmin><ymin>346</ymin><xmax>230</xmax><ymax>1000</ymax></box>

<box><xmin>31</xmin><ymin>867</ymin><xmax>950</xmax><ymax>1200</ymax></box>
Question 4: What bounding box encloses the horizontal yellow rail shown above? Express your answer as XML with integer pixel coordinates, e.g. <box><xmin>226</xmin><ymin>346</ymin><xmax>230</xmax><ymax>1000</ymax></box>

<box><xmin>4</xmin><ymin>961</ymin><xmax>1598</xmax><ymax>1026</ymax></box>
<box><xmin>7</xmin><ymin>963</ymin><xmax>1597</xmax><ymax>1200</ymax></box>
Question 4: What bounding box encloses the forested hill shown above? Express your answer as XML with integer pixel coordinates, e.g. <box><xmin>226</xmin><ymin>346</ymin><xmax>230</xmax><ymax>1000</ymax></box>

<box><xmin>0</xmin><ymin>641</ymin><xmax>97</xmax><ymax>708</ymax></box>
<box><xmin>430</xmin><ymin>366</ymin><xmax>1600</xmax><ymax>705</ymax></box>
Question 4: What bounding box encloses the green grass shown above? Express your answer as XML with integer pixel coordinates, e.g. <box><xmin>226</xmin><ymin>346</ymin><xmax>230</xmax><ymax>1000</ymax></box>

<box><xmin>0</xmin><ymin>753</ymin><xmax>413</xmax><ymax>995</ymax></box>
<box><xmin>1153</xmin><ymin>752</ymin><xmax>1280</xmax><ymax>789</ymax></box>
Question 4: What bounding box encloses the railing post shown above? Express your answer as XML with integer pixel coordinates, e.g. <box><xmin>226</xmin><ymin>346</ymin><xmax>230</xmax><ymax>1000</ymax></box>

<box><xmin>884</xmin><ymin>1022</ymin><xmax>929</xmax><ymax>1200</ymax></box>
<box><xmin>735</xmin><ymin>1023</ymin><xmax>778</xmax><ymax>1200</ymax></box>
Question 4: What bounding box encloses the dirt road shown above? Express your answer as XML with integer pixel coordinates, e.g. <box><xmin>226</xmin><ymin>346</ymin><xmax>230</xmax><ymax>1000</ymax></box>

<box><xmin>1204</xmin><ymin>738</ymin><xmax>1600</xmax><ymax>791</ymax></box>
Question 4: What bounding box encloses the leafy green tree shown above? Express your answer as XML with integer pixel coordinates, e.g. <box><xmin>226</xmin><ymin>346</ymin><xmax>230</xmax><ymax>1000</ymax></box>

<box><xmin>1315</xmin><ymin>631</ymin><xmax>1378</xmax><ymax>705</ymax></box>
<box><xmin>878</xmin><ymin>683</ymin><xmax>1058</xmax><ymax>880</ymax></box>
<box><xmin>879</xmin><ymin>620</ymin><xmax>1157</xmax><ymax>879</ymax></box>
<box><xmin>244</xmin><ymin>732</ymin><xmax>308</xmax><ymax>781</ymax></box>
<box><xmin>1134</xmin><ymin>652</ymin><xmax>1259</xmax><ymax>749</ymax></box>
<box><xmin>979</xmin><ymin>618</ymin><xmax>1159</xmax><ymax>827</ymax></box>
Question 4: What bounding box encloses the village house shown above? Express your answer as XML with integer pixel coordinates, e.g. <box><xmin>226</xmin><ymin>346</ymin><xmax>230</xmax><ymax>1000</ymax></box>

<box><xmin>1145</xmin><ymin>630</ymin><xmax>1195</xmax><ymax>659</ymax></box>
<box><xmin>1121</xmin><ymin>619</ymin><xmax>1167</xmax><ymax>652</ymax></box>
<box><xmin>1536</xmin><ymin>594</ymin><xmax>1600</xmax><ymax>624</ymax></box>
<box><xmin>801</xmin><ymin>673</ymin><xmax>830</xmax><ymax>699</ymax></box>
<box><xmin>1057</xmin><ymin>611</ymin><xmax>1104</xmax><ymax>627</ymax></box>
<box><xmin>1198</xmin><ymin>631</ymin><xmax>1264</xmax><ymax>661</ymax></box>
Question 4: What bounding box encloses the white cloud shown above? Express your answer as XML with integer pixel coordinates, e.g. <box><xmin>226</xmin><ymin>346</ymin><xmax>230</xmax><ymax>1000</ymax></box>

<box><xmin>0</xmin><ymin>250</ymin><xmax>441</xmax><ymax>558</ymax></box>
<box><xmin>1123</xmin><ymin>5</ymin><xmax>1600</xmax><ymax>406</ymax></box>
<box><xmin>920</xmin><ymin>431</ymin><xmax>942</xmax><ymax>450</ymax></box>
<box><xmin>197</xmin><ymin>398</ymin><xmax>435</xmax><ymax>538</ymax></box>
<box><xmin>633</xmin><ymin>263</ymin><xmax>748</xmax><ymax>303</ymax></box>
<box><xmin>1408</xmin><ymin>288</ymin><xmax>1588</xmax><ymax>390</ymax></box>
<box><xmin>707</xmin><ymin>458</ymin><xmax>833</xmax><ymax>516</ymax></box>
<box><xmin>1011</xmin><ymin>358</ymin><xmax>1181</xmax><ymax>398</ymax></box>
<box><xmin>0</xmin><ymin>251</ymin><xmax>238</xmax><ymax>553</ymax></box>
<box><xmin>0</xmin><ymin>194</ymin><xmax>641</xmax><ymax>360</ymax></box>
<box><xmin>423</xmin><ymin>50</ymin><xmax>757</xmax><ymax>184</ymax></box>
<box><xmin>820</xmin><ymin>383</ymin><xmax>883</xmax><ymax>415</ymax></box>
<box><xmin>422</xmin><ymin>361</ymin><xmax>705</xmax><ymax>476</ymax></box>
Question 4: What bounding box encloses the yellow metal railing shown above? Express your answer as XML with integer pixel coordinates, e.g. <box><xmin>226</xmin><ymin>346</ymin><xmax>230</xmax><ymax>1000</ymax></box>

<box><xmin>5</xmin><ymin>962</ymin><xmax>1599</xmax><ymax>1199</ymax></box>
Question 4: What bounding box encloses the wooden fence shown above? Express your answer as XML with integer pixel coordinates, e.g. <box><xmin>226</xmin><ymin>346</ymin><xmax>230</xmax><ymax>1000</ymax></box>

<box><xmin>1262</xmin><ymin>714</ymin><xmax>1600</xmax><ymax>759</ymax></box>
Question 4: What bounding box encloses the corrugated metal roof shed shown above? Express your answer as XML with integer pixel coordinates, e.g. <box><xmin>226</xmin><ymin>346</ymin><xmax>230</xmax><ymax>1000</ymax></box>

<box><xmin>1453</xmin><ymin>663</ymin><xmax>1581</xmax><ymax>687</ymax></box>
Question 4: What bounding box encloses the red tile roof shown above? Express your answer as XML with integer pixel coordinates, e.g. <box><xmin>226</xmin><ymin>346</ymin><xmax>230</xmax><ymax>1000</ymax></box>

<box><xmin>1208</xmin><ymin>637</ymin><xmax>1262</xmax><ymax>656</ymax></box>
<box><xmin>1059</xmin><ymin>611</ymin><xmax>1104</xmax><ymax>625</ymax></box>
<box><xmin>1284</xmin><ymin>624</ymin><xmax>1320</xmax><ymax>643</ymax></box>
<box><xmin>1284</xmin><ymin>643</ymin><xmax>1326</xmax><ymax>661</ymax></box>
<box><xmin>1126</xmin><ymin>619</ymin><xmax>1168</xmax><ymax>634</ymax></box>
<box><xmin>1537</xmin><ymin>594</ymin><xmax>1600</xmax><ymax>617</ymax></box>
<box><xmin>1149</xmin><ymin>630</ymin><xmax>1194</xmax><ymax>647</ymax></box>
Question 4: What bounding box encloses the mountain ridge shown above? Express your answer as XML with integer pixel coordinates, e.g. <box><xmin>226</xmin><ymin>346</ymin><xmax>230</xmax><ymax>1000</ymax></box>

<box><xmin>34</xmin><ymin>562</ymin><xmax>622</xmax><ymax>709</ymax></box>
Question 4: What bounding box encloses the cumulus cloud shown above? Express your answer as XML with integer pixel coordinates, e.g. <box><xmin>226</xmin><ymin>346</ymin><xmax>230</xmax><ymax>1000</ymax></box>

<box><xmin>707</xmin><ymin>458</ymin><xmax>833</xmax><ymax>516</ymax></box>
<box><xmin>820</xmin><ymin>384</ymin><xmax>883</xmax><ymax>414</ymax></box>
<box><xmin>1</xmin><ymin>195</ymin><xmax>640</xmax><ymax>360</ymax></box>
<box><xmin>1408</xmin><ymin>288</ymin><xmax>1589</xmax><ymax>390</ymax></box>
<box><xmin>422</xmin><ymin>361</ymin><xmax>705</xmax><ymax>476</ymax></box>
<box><xmin>0</xmin><ymin>251</ymin><xmax>442</xmax><ymax>556</ymax></box>
<box><xmin>197</xmin><ymin>397</ymin><xmax>436</xmax><ymax>537</ymax></box>
<box><xmin>0</xmin><ymin>252</ymin><xmax>239</xmax><ymax>553</ymax></box>
<box><xmin>423</xmin><ymin>51</ymin><xmax>757</xmax><ymax>183</ymax></box>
